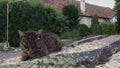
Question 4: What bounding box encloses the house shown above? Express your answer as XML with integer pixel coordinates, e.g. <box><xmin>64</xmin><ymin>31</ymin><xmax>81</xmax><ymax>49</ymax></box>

<box><xmin>41</xmin><ymin>0</ymin><xmax>116</xmax><ymax>27</ymax></box>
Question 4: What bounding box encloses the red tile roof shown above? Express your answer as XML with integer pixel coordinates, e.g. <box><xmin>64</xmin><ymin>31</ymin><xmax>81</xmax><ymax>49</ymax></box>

<box><xmin>84</xmin><ymin>3</ymin><xmax>115</xmax><ymax>19</ymax></box>
<box><xmin>42</xmin><ymin>0</ymin><xmax>77</xmax><ymax>10</ymax></box>
<box><xmin>41</xmin><ymin>0</ymin><xmax>115</xmax><ymax>19</ymax></box>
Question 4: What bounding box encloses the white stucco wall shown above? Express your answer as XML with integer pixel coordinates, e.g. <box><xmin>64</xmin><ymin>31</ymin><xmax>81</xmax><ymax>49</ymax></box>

<box><xmin>110</xmin><ymin>17</ymin><xmax>117</xmax><ymax>23</ymax></box>
<box><xmin>80</xmin><ymin>17</ymin><xmax>91</xmax><ymax>27</ymax></box>
<box><xmin>80</xmin><ymin>17</ymin><xmax>116</xmax><ymax>27</ymax></box>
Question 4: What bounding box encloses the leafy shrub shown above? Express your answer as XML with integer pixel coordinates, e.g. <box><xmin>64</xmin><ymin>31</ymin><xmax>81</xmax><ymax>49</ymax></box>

<box><xmin>0</xmin><ymin>2</ymin><xmax>7</xmax><ymax>42</ymax></box>
<box><xmin>101</xmin><ymin>21</ymin><xmax>117</xmax><ymax>35</ymax></box>
<box><xmin>0</xmin><ymin>46</ymin><xmax>4</xmax><ymax>51</ymax></box>
<box><xmin>60</xmin><ymin>24</ymin><xmax>90</xmax><ymax>39</ymax></box>
<box><xmin>90</xmin><ymin>15</ymin><xmax>102</xmax><ymax>35</ymax></box>
<box><xmin>78</xmin><ymin>24</ymin><xmax>91</xmax><ymax>37</ymax></box>
<box><xmin>62</xmin><ymin>4</ymin><xmax>80</xmax><ymax>29</ymax></box>
<box><xmin>114</xmin><ymin>1</ymin><xmax>120</xmax><ymax>34</ymax></box>
<box><xmin>116</xmin><ymin>21</ymin><xmax>120</xmax><ymax>34</ymax></box>
<box><xmin>60</xmin><ymin>28</ymin><xmax>80</xmax><ymax>39</ymax></box>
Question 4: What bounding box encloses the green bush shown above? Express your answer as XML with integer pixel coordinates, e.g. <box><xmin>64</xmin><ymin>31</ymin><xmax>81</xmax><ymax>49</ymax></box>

<box><xmin>62</xmin><ymin>4</ymin><xmax>80</xmax><ymax>29</ymax></box>
<box><xmin>101</xmin><ymin>21</ymin><xmax>117</xmax><ymax>35</ymax></box>
<box><xmin>90</xmin><ymin>15</ymin><xmax>102</xmax><ymax>35</ymax></box>
<box><xmin>0</xmin><ymin>1</ymin><xmax>69</xmax><ymax>47</ymax></box>
<box><xmin>0</xmin><ymin>2</ymin><xmax>7</xmax><ymax>42</ymax></box>
<box><xmin>0</xmin><ymin>46</ymin><xmax>4</xmax><ymax>51</ymax></box>
<box><xmin>114</xmin><ymin>1</ymin><xmax>120</xmax><ymax>34</ymax></box>
<box><xmin>60</xmin><ymin>28</ymin><xmax>79</xmax><ymax>39</ymax></box>
<box><xmin>60</xmin><ymin>24</ymin><xmax>90</xmax><ymax>39</ymax></box>
<box><xmin>78</xmin><ymin>24</ymin><xmax>91</xmax><ymax>37</ymax></box>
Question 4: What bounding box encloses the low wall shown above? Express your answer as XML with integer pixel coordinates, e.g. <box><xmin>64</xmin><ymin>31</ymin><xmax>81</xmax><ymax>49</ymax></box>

<box><xmin>64</xmin><ymin>35</ymin><xmax>107</xmax><ymax>47</ymax></box>
<box><xmin>0</xmin><ymin>35</ymin><xmax>120</xmax><ymax>68</ymax></box>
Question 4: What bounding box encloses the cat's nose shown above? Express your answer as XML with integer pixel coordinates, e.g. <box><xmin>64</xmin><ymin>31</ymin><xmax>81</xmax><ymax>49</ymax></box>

<box><xmin>28</xmin><ymin>51</ymin><xmax>33</xmax><ymax>54</ymax></box>
<box><xmin>28</xmin><ymin>48</ymin><xmax>33</xmax><ymax>54</ymax></box>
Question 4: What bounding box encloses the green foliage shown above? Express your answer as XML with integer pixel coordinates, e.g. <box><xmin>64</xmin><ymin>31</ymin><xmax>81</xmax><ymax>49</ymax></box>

<box><xmin>101</xmin><ymin>21</ymin><xmax>117</xmax><ymax>35</ymax></box>
<box><xmin>115</xmin><ymin>0</ymin><xmax>120</xmax><ymax>4</ymax></box>
<box><xmin>0</xmin><ymin>2</ymin><xmax>7</xmax><ymax>42</ymax></box>
<box><xmin>114</xmin><ymin>2</ymin><xmax>120</xmax><ymax>22</ymax></box>
<box><xmin>114</xmin><ymin>0</ymin><xmax>120</xmax><ymax>34</ymax></box>
<box><xmin>60</xmin><ymin>28</ymin><xmax>80</xmax><ymax>39</ymax></box>
<box><xmin>0</xmin><ymin>46</ymin><xmax>4</xmax><ymax>51</ymax></box>
<box><xmin>0</xmin><ymin>1</ymin><xmax>69</xmax><ymax>47</ymax></box>
<box><xmin>78</xmin><ymin>24</ymin><xmax>91</xmax><ymax>37</ymax></box>
<box><xmin>90</xmin><ymin>15</ymin><xmax>102</xmax><ymax>35</ymax></box>
<box><xmin>62</xmin><ymin>4</ymin><xmax>80</xmax><ymax>29</ymax></box>
<box><xmin>60</xmin><ymin>24</ymin><xmax>91</xmax><ymax>39</ymax></box>
<box><xmin>91</xmin><ymin>15</ymin><xmax>99</xmax><ymax>24</ymax></box>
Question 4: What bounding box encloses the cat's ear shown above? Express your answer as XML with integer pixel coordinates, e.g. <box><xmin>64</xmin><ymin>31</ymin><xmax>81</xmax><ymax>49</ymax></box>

<box><xmin>36</xmin><ymin>29</ymin><xmax>43</xmax><ymax>36</ymax></box>
<box><xmin>18</xmin><ymin>30</ymin><xmax>25</xmax><ymax>37</ymax></box>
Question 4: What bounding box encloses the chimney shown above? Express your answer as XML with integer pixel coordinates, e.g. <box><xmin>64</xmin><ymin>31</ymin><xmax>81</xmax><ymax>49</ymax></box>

<box><xmin>80</xmin><ymin>0</ymin><xmax>85</xmax><ymax>14</ymax></box>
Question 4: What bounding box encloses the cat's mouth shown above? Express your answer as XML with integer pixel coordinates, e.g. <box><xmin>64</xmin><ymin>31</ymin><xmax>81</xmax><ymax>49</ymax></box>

<box><xmin>27</xmin><ymin>51</ymin><xmax>34</xmax><ymax>55</ymax></box>
<box><xmin>27</xmin><ymin>49</ymin><xmax>42</xmax><ymax>55</ymax></box>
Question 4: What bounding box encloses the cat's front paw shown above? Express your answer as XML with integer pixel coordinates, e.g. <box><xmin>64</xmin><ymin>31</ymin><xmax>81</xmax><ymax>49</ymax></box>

<box><xmin>21</xmin><ymin>56</ymin><xmax>30</xmax><ymax>61</ymax></box>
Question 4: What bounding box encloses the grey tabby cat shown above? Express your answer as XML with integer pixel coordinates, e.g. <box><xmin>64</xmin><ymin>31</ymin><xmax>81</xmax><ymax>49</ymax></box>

<box><xmin>18</xmin><ymin>29</ymin><xmax>63</xmax><ymax>61</ymax></box>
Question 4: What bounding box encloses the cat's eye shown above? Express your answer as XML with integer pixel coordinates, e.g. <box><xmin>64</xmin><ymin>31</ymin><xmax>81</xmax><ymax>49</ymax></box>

<box><xmin>37</xmin><ymin>37</ymin><xmax>40</xmax><ymax>40</ymax></box>
<box><xmin>21</xmin><ymin>37</ymin><xmax>25</xmax><ymax>40</ymax></box>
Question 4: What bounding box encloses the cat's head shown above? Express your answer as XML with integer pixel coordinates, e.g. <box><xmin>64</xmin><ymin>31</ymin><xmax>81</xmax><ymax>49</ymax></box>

<box><xmin>18</xmin><ymin>29</ymin><xmax>43</xmax><ymax>54</ymax></box>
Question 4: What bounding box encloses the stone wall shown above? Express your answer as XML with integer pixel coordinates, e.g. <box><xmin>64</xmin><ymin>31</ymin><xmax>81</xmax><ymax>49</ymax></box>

<box><xmin>0</xmin><ymin>35</ymin><xmax>120</xmax><ymax>68</ymax></box>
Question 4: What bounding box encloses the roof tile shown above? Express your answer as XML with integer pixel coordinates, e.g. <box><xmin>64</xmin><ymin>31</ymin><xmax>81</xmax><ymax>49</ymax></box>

<box><xmin>41</xmin><ymin>0</ymin><xmax>115</xmax><ymax>19</ymax></box>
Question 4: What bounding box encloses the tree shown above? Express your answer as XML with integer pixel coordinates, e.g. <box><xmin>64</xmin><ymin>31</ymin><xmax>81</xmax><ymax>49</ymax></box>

<box><xmin>90</xmin><ymin>15</ymin><xmax>102</xmax><ymax>35</ymax></box>
<box><xmin>62</xmin><ymin>4</ymin><xmax>80</xmax><ymax>29</ymax></box>
<box><xmin>0</xmin><ymin>2</ymin><xmax>7</xmax><ymax>42</ymax></box>
<box><xmin>114</xmin><ymin>0</ymin><xmax>120</xmax><ymax>34</ymax></box>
